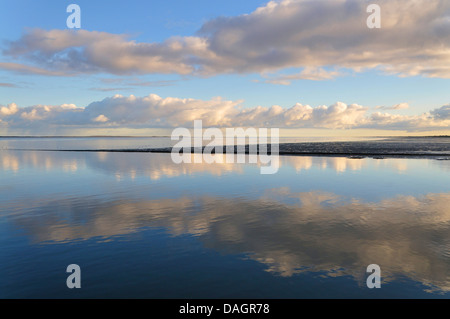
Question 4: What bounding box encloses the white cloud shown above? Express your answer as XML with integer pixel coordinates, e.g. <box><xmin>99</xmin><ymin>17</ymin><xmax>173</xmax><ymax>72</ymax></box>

<box><xmin>1</xmin><ymin>94</ymin><xmax>449</xmax><ymax>132</ymax></box>
<box><xmin>2</xmin><ymin>0</ymin><xmax>450</xmax><ymax>78</ymax></box>
<box><xmin>0</xmin><ymin>103</ymin><xmax>18</xmax><ymax>116</ymax></box>
<box><xmin>93</xmin><ymin>114</ymin><xmax>109</xmax><ymax>123</ymax></box>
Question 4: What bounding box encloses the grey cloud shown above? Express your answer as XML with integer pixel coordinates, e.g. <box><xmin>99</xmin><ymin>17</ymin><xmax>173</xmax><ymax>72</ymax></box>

<box><xmin>0</xmin><ymin>62</ymin><xmax>71</xmax><ymax>76</ymax></box>
<box><xmin>3</xmin><ymin>30</ymin><xmax>202</xmax><ymax>75</ymax></box>
<box><xmin>431</xmin><ymin>104</ymin><xmax>450</xmax><ymax>120</ymax></box>
<box><xmin>2</xmin><ymin>0</ymin><xmax>450</xmax><ymax>78</ymax></box>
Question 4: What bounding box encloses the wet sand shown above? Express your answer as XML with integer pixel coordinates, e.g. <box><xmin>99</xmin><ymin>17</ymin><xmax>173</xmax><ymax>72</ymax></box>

<box><xmin>13</xmin><ymin>137</ymin><xmax>450</xmax><ymax>159</ymax></box>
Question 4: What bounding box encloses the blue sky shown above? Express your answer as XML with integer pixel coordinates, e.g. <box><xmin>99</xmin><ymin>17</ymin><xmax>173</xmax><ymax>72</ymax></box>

<box><xmin>1</xmin><ymin>0</ymin><xmax>449</xmax><ymax>135</ymax></box>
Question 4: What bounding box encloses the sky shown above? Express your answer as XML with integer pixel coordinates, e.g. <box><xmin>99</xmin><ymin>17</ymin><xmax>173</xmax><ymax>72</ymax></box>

<box><xmin>0</xmin><ymin>0</ymin><xmax>449</xmax><ymax>136</ymax></box>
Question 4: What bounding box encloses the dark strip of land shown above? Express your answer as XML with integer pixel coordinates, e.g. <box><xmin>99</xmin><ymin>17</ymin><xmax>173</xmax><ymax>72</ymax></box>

<box><xmin>5</xmin><ymin>141</ymin><xmax>450</xmax><ymax>159</ymax></box>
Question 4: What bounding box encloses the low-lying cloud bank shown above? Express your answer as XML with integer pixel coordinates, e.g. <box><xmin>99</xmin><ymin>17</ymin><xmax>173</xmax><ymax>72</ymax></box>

<box><xmin>2</xmin><ymin>0</ymin><xmax>450</xmax><ymax>79</ymax></box>
<box><xmin>1</xmin><ymin>94</ymin><xmax>449</xmax><ymax>133</ymax></box>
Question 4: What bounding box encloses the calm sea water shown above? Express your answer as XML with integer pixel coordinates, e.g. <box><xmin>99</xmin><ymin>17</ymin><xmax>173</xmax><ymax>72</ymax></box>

<box><xmin>0</xmin><ymin>137</ymin><xmax>449</xmax><ymax>298</ymax></box>
<box><xmin>0</xmin><ymin>136</ymin><xmax>385</xmax><ymax>151</ymax></box>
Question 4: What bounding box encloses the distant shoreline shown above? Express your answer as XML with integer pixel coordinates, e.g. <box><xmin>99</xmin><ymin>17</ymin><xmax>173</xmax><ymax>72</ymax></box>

<box><xmin>2</xmin><ymin>136</ymin><xmax>449</xmax><ymax>159</ymax></box>
<box><xmin>4</xmin><ymin>141</ymin><xmax>450</xmax><ymax>160</ymax></box>
<box><xmin>0</xmin><ymin>135</ymin><xmax>449</xmax><ymax>138</ymax></box>
<box><xmin>0</xmin><ymin>136</ymin><xmax>172</xmax><ymax>138</ymax></box>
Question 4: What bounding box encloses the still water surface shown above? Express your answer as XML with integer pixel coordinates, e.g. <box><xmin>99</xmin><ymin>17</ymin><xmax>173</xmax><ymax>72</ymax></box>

<box><xmin>0</xmin><ymin>148</ymin><xmax>449</xmax><ymax>298</ymax></box>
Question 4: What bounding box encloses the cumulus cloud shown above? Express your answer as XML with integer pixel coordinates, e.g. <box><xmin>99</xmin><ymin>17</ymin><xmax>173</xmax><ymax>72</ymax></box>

<box><xmin>365</xmin><ymin>111</ymin><xmax>449</xmax><ymax>131</ymax></box>
<box><xmin>0</xmin><ymin>94</ymin><xmax>241</xmax><ymax>130</ymax></box>
<box><xmin>0</xmin><ymin>103</ymin><xmax>19</xmax><ymax>116</ymax></box>
<box><xmin>2</xmin><ymin>0</ymin><xmax>450</xmax><ymax>78</ymax></box>
<box><xmin>1</xmin><ymin>94</ymin><xmax>449</xmax><ymax>132</ymax></box>
<box><xmin>231</xmin><ymin>101</ymin><xmax>369</xmax><ymax>128</ymax></box>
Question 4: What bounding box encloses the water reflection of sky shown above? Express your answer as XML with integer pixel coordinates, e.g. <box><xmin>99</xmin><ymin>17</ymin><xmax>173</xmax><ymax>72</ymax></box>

<box><xmin>1</xmin><ymin>150</ymin><xmax>449</xmax><ymax>298</ymax></box>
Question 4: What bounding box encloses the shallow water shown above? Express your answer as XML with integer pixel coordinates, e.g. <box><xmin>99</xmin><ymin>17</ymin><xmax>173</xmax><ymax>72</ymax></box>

<box><xmin>0</xmin><ymin>149</ymin><xmax>449</xmax><ymax>298</ymax></box>
<box><xmin>0</xmin><ymin>136</ymin><xmax>385</xmax><ymax>151</ymax></box>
